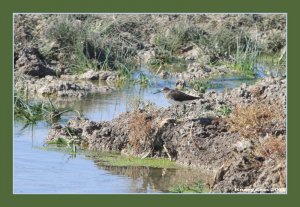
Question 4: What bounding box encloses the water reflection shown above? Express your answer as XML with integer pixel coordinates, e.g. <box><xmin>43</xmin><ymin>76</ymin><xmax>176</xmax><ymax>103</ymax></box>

<box><xmin>60</xmin><ymin>85</ymin><xmax>172</xmax><ymax>122</ymax></box>
<box><xmin>14</xmin><ymin>122</ymin><xmax>210</xmax><ymax>193</ymax></box>
<box><xmin>41</xmin><ymin>68</ymin><xmax>176</xmax><ymax>122</ymax></box>
<box><xmin>92</xmin><ymin>162</ymin><xmax>210</xmax><ymax>193</ymax></box>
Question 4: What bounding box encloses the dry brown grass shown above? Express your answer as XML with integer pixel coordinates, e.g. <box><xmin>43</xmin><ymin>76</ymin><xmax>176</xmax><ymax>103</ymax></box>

<box><xmin>227</xmin><ymin>102</ymin><xmax>285</xmax><ymax>139</ymax></box>
<box><xmin>256</xmin><ymin>134</ymin><xmax>286</xmax><ymax>188</ymax></box>
<box><xmin>128</xmin><ymin>110</ymin><xmax>154</xmax><ymax>153</ymax></box>
<box><xmin>257</xmin><ymin>135</ymin><xmax>286</xmax><ymax>159</ymax></box>
<box><xmin>229</xmin><ymin>102</ymin><xmax>286</xmax><ymax>188</ymax></box>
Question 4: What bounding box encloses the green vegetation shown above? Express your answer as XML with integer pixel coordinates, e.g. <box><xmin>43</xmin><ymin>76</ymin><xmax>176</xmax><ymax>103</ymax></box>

<box><xmin>148</xmin><ymin>14</ymin><xmax>285</xmax><ymax>74</ymax></box>
<box><xmin>115</xmin><ymin>65</ymin><xmax>133</xmax><ymax>87</ymax></box>
<box><xmin>15</xmin><ymin>14</ymin><xmax>286</xmax><ymax>79</ymax></box>
<box><xmin>217</xmin><ymin>105</ymin><xmax>232</xmax><ymax>117</ymax></box>
<box><xmin>189</xmin><ymin>79</ymin><xmax>222</xmax><ymax>93</ymax></box>
<box><xmin>169</xmin><ymin>181</ymin><xmax>208</xmax><ymax>193</ymax></box>
<box><xmin>116</xmin><ymin>70</ymin><xmax>151</xmax><ymax>88</ymax></box>
<box><xmin>231</xmin><ymin>35</ymin><xmax>260</xmax><ymax>76</ymax></box>
<box><xmin>42</xmin><ymin>14</ymin><xmax>139</xmax><ymax>76</ymax></box>
<box><xmin>41</xmin><ymin>144</ymin><xmax>178</xmax><ymax>168</ymax></box>
<box><xmin>14</xmin><ymin>93</ymin><xmax>81</xmax><ymax>125</ymax></box>
<box><xmin>150</xmin><ymin>22</ymin><xmax>190</xmax><ymax>65</ymax></box>
<box><xmin>135</xmin><ymin>72</ymin><xmax>150</xmax><ymax>87</ymax></box>
<box><xmin>189</xmin><ymin>79</ymin><xmax>209</xmax><ymax>93</ymax></box>
<box><xmin>47</xmin><ymin>135</ymin><xmax>80</xmax><ymax>154</ymax></box>
<box><xmin>47</xmin><ymin>137</ymin><xmax>68</xmax><ymax>146</ymax></box>
<box><xmin>91</xmin><ymin>152</ymin><xmax>178</xmax><ymax>168</ymax></box>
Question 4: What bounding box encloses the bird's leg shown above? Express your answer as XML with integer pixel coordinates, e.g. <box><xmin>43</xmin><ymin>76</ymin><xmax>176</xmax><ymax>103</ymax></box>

<box><xmin>172</xmin><ymin>104</ymin><xmax>179</xmax><ymax>119</ymax></box>
<box><xmin>183</xmin><ymin>104</ymin><xmax>186</xmax><ymax>114</ymax></box>
<box><xmin>176</xmin><ymin>104</ymin><xmax>180</xmax><ymax>118</ymax></box>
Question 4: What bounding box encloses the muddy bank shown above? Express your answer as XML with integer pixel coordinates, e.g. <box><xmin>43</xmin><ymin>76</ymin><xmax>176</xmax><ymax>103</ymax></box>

<box><xmin>46</xmin><ymin>77</ymin><xmax>286</xmax><ymax>192</ymax></box>
<box><xmin>174</xmin><ymin>64</ymin><xmax>235</xmax><ymax>80</ymax></box>
<box><xmin>14</xmin><ymin>14</ymin><xmax>286</xmax><ymax>98</ymax></box>
<box><xmin>14</xmin><ymin>45</ymin><xmax>118</xmax><ymax>98</ymax></box>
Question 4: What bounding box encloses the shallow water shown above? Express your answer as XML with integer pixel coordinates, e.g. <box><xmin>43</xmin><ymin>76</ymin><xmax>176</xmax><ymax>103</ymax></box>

<box><xmin>210</xmin><ymin>76</ymin><xmax>257</xmax><ymax>92</ymax></box>
<box><xmin>13</xmin><ymin>121</ymin><xmax>209</xmax><ymax>193</ymax></box>
<box><xmin>54</xmin><ymin>68</ymin><xmax>175</xmax><ymax>122</ymax></box>
<box><xmin>13</xmin><ymin>68</ymin><xmax>205</xmax><ymax>194</ymax></box>
<box><xmin>14</xmin><ymin>66</ymin><xmax>271</xmax><ymax>194</ymax></box>
<box><xmin>14</xmin><ymin>122</ymin><xmax>151</xmax><ymax>193</ymax></box>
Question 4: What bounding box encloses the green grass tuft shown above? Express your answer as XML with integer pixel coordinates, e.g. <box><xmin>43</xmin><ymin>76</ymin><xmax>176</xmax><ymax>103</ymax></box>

<box><xmin>14</xmin><ymin>92</ymin><xmax>81</xmax><ymax>125</ymax></box>
<box><xmin>90</xmin><ymin>152</ymin><xmax>178</xmax><ymax>168</ymax></box>
<box><xmin>47</xmin><ymin>137</ymin><xmax>68</xmax><ymax>146</ymax></box>
<box><xmin>168</xmin><ymin>181</ymin><xmax>208</xmax><ymax>193</ymax></box>
<box><xmin>217</xmin><ymin>105</ymin><xmax>232</xmax><ymax>117</ymax></box>
<box><xmin>39</xmin><ymin>145</ymin><xmax>178</xmax><ymax>169</ymax></box>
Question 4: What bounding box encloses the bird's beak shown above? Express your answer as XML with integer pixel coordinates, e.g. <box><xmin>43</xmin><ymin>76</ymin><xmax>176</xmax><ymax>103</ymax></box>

<box><xmin>153</xmin><ymin>89</ymin><xmax>162</xmax><ymax>94</ymax></box>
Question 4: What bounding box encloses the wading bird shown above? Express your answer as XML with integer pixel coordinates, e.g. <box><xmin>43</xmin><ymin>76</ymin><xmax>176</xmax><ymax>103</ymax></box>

<box><xmin>154</xmin><ymin>87</ymin><xmax>200</xmax><ymax>104</ymax></box>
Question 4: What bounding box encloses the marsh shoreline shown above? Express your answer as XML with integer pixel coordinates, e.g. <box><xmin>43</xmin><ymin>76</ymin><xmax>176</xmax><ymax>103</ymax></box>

<box><xmin>14</xmin><ymin>13</ymin><xmax>286</xmax><ymax>193</ymax></box>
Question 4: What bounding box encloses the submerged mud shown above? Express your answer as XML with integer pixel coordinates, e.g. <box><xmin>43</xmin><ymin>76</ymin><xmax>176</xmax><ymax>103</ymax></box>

<box><xmin>47</xmin><ymin>77</ymin><xmax>286</xmax><ymax>193</ymax></box>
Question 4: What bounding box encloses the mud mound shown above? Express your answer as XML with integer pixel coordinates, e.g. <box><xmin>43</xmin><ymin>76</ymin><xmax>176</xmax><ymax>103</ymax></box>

<box><xmin>15</xmin><ymin>47</ymin><xmax>56</xmax><ymax>77</ymax></box>
<box><xmin>46</xmin><ymin>77</ymin><xmax>286</xmax><ymax>192</ymax></box>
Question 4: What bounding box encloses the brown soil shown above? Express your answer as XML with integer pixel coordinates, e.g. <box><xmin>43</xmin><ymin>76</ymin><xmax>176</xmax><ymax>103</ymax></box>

<box><xmin>46</xmin><ymin>77</ymin><xmax>286</xmax><ymax>193</ymax></box>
